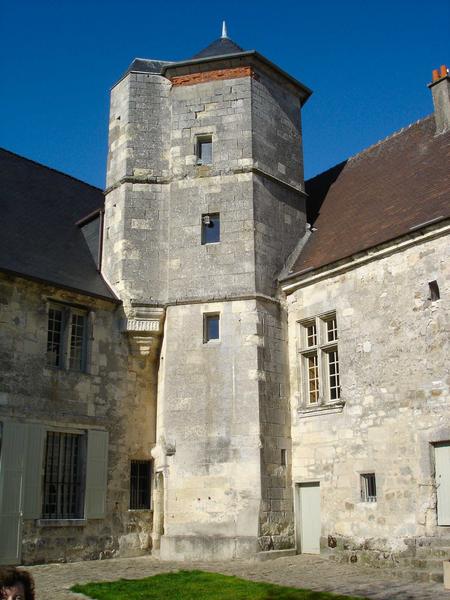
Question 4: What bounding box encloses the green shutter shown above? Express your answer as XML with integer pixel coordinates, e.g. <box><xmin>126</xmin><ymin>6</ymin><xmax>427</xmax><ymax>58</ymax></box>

<box><xmin>0</xmin><ymin>421</ymin><xmax>27</xmax><ymax>564</ymax></box>
<box><xmin>85</xmin><ymin>429</ymin><xmax>109</xmax><ymax>519</ymax></box>
<box><xmin>23</xmin><ymin>424</ymin><xmax>45</xmax><ymax>519</ymax></box>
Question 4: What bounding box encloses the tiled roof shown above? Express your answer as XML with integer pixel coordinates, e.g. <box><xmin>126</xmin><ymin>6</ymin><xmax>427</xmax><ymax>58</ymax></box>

<box><xmin>291</xmin><ymin>116</ymin><xmax>450</xmax><ymax>276</ymax></box>
<box><xmin>0</xmin><ymin>148</ymin><xmax>118</xmax><ymax>301</ymax></box>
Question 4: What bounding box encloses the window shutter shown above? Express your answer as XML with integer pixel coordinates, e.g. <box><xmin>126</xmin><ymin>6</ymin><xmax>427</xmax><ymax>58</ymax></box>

<box><xmin>85</xmin><ymin>429</ymin><xmax>109</xmax><ymax>519</ymax></box>
<box><xmin>23</xmin><ymin>424</ymin><xmax>45</xmax><ymax>519</ymax></box>
<box><xmin>0</xmin><ymin>421</ymin><xmax>27</xmax><ymax>564</ymax></box>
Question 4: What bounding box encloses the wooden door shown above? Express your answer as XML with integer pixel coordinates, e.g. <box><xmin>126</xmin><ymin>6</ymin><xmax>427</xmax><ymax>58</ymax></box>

<box><xmin>296</xmin><ymin>482</ymin><xmax>321</xmax><ymax>554</ymax></box>
<box><xmin>435</xmin><ymin>443</ymin><xmax>450</xmax><ymax>526</ymax></box>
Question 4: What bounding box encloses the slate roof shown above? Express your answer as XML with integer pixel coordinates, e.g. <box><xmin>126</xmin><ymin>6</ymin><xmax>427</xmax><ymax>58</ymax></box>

<box><xmin>192</xmin><ymin>37</ymin><xmax>245</xmax><ymax>59</ymax></box>
<box><xmin>0</xmin><ymin>149</ymin><xmax>118</xmax><ymax>302</ymax></box>
<box><xmin>290</xmin><ymin>116</ymin><xmax>450</xmax><ymax>276</ymax></box>
<box><xmin>123</xmin><ymin>58</ymin><xmax>171</xmax><ymax>76</ymax></box>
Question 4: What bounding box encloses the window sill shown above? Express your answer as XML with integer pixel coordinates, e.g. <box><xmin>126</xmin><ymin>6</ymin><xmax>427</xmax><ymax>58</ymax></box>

<box><xmin>36</xmin><ymin>519</ymin><xmax>87</xmax><ymax>527</ymax></box>
<box><xmin>128</xmin><ymin>509</ymin><xmax>153</xmax><ymax>513</ymax></box>
<box><xmin>298</xmin><ymin>400</ymin><xmax>345</xmax><ymax>418</ymax></box>
<box><xmin>44</xmin><ymin>366</ymin><xmax>90</xmax><ymax>377</ymax></box>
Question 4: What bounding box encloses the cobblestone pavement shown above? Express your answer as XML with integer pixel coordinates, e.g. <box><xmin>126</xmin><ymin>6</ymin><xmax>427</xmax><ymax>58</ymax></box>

<box><xmin>27</xmin><ymin>554</ymin><xmax>450</xmax><ymax>600</ymax></box>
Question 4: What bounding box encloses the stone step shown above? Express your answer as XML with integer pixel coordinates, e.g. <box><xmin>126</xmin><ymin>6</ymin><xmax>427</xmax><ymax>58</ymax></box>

<box><xmin>416</xmin><ymin>546</ymin><xmax>450</xmax><ymax>559</ymax></box>
<box><xmin>387</xmin><ymin>567</ymin><xmax>444</xmax><ymax>584</ymax></box>
<box><xmin>416</xmin><ymin>538</ymin><xmax>450</xmax><ymax>548</ymax></box>
<box><xmin>396</xmin><ymin>556</ymin><xmax>446</xmax><ymax>569</ymax></box>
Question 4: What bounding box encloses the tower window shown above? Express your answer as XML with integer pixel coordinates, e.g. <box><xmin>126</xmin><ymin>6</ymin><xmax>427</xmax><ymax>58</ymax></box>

<box><xmin>196</xmin><ymin>136</ymin><xmax>213</xmax><ymax>165</ymax></box>
<box><xmin>360</xmin><ymin>473</ymin><xmax>377</xmax><ymax>502</ymax></box>
<box><xmin>202</xmin><ymin>213</ymin><xmax>220</xmax><ymax>244</ymax></box>
<box><xmin>204</xmin><ymin>314</ymin><xmax>220</xmax><ymax>343</ymax></box>
<box><xmin>428</xmin><ymin>280</ymin><xmax>440</xmax><ymax>301</ymax></box>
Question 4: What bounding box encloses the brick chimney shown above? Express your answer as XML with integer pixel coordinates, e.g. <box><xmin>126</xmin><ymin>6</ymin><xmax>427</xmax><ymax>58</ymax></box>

<box><xmin>428</xmin><ymin>65</ymin><xmax>450</xmax><ymax>134</ymax></box>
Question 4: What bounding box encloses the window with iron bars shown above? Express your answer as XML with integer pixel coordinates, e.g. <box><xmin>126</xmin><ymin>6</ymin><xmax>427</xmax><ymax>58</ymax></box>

<box><xmin>130</xmin><ymin>460</ymin><xmax>152</xmax><ymax>510</ymax></box>
<box><xmin>299</xmin><ymin>313</ymin><xmax>341</xmax><ymax>406</ymax></box>
<box><xmin>42</xmin><ymin>431</ymin><xmax>85</xmax><ymax>519</ymax></box>
<box><xmin>47</xmin><ymin>302</ymin><xmax>89</xmax><ymax>372</ymax></box>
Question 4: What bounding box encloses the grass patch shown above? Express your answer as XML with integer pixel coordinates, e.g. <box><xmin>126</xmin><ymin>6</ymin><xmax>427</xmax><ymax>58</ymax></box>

<box><xmin>71</xmin><ymin>569</ymin><xmax>367</xmax><ymax>600</ymax></box>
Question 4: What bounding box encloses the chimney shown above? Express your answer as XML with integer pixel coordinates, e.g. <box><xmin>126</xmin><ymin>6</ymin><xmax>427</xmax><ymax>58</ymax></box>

<box><xmin>428</xmin><ymin>65</ymin><xmax>450</xmax><ymax>134</ymax></box>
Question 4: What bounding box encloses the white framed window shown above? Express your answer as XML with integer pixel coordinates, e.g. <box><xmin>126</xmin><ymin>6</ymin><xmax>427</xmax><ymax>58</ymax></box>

<box><xmin>46</xmin><ymin>302</ymin><xmax>89</xmax><ymax>372</ymax></box>
<box><xmin>360</xmin><ymin>473</ymin><xmax>377</xmax><ymax>502</ymax></box>
<box><xmin>299</xmin><ymin>312</ymin><xmax>341</xmax><ymax>406</ymax></box>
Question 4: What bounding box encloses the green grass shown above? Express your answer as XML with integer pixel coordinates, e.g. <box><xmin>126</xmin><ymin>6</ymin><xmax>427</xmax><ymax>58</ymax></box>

<box><xmin>71</xmin><ymin>570</ymin><xmax>367</xmax><ymax>600</ymax></box>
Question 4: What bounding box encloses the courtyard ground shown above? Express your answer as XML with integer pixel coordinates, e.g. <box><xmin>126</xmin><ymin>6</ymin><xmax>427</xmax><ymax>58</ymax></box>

<box><xmin>27</xmin><ymin>554</ymin><xmax>450</xmax><ymax>600</ymax></box>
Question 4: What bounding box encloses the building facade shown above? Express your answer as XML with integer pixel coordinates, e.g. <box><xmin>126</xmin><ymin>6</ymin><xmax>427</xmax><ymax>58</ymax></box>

<box><xmin>0</xmin><ymin>31</ymin><xmax>449</xmax><ymax>579</ymax></box>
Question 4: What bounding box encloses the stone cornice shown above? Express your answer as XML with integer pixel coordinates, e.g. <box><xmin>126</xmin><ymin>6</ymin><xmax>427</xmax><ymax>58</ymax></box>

<box><xmin>104</xmin><ymin>167</ymin><xmax>306</xmax><ymax>197</ymax></box>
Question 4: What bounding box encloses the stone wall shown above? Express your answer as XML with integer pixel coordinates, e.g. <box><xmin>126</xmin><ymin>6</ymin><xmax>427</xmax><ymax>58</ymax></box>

<box><xmin>286</xmin><ymin>229</ymin><xmax>450</xmax><ymax>565</ymax></box>
<box><xmin>156</xmin><ymin>299</ymin><xmax>263</xmax><ymax>559</ymax></box>
<box><xmin>251</xmin><ymin>71</ymin><xmax>304</xmax><ymax>189</ymax></box>
<box><xmin>0</xmin><ymin>273</ymin><xmax>157</xmax><ymax>563</ymax></box>
<box><xmin>257</xmin><ymin>300</ymin><xmax>294</xmax><ymax>551</ymax></box>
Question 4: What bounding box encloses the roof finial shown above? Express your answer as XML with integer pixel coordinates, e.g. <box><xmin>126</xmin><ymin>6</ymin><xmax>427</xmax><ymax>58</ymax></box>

<box><xmin>221</xmin><ymin>20</ymin><xmax>228</xmax><ymax>39</ymax></box>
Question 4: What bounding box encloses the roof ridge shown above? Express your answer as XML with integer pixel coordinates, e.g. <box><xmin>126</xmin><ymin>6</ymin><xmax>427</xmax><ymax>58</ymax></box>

<box><xmin>347</xmin><ymin>114</ymin><xmax>434</xmax><ymax>165</ymax></box>
<box><xmin>306</xmin><ymin>114</ymin><xmax>434</xmax><ymax>183</ymax></box>
<box><xmin>0</xmin><ymin>147</ymin><xmax>104</xmax><ymax>192</ymax></box>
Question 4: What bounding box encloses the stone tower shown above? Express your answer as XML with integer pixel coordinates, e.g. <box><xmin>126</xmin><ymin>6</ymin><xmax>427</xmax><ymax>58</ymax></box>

<box><xmin>103</xmin><ymin>27</ymin><xmax>311</xmax><ymax>560</ymax></box>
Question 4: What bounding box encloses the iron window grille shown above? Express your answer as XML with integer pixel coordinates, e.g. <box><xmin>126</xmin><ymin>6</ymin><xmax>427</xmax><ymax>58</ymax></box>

<box><xmin>130</xmin><ymin>460</ymin><xmax>152</xmax><ymax>510</ymax></box>
<box><xmin>360</xmin><ymin>473</ymin><xmax>377</xmax><ymax>502</ymax></box>
<box><xmin>42</xmin><ymin>431</ymin><xmax>85</xmax><ymax>519</ymax></box>
<box><xmin>46</xmin><ymin>302</ymin><xmax>89</xmax><ymax>372</ymax></box>
<box><xmin>299</xmin><ymin>312</ymin><xmax>341</xmax><ymax>406</ymax></box>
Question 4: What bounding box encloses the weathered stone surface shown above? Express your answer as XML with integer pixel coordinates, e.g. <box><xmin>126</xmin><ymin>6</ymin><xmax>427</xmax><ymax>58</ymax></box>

<box><xmin>286</xmin><ymin>230</ymin><xmax>450</xmax><ymax>568</ymax></box>
<box><xmin>0</xmin><ymin>273</ymin><xmax>156</xmax><ymax>563</ymax></box>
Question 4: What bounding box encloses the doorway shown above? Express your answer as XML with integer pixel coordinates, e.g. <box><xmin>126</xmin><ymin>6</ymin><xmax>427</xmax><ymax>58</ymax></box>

<box><xmin>295</xmin><ymin>482</ymin><xmax>321</xmax><ymax>554</ymax></box>
<box><xmin>435</xmin><ymin>442</ymin><xmax>450</xmax><ymax>526</ymax></box>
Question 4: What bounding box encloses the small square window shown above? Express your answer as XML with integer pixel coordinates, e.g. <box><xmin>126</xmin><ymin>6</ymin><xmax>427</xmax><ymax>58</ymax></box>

<box><xmin>360</xmin><ymin>473</ymin><xmax>377</xmax><ymax>502</ymax></box>
<box><xmin>197</xmin><ymin>136</ymin><xmax>212</xmax><ymax>165</ymax></box>
<box><xmin>130</xmin><ymin>460</ymin><xmax>152</xmax><ymax>510</ymax></box>
<box><xmin>204</xmin><ymin>314</ymin><xmax>220</xmax><ymax>343</ymax></box>
<box><xmin>202</xmin><ymin>213</ymin><xmax>220</xmax><ymax>244</ymax></box>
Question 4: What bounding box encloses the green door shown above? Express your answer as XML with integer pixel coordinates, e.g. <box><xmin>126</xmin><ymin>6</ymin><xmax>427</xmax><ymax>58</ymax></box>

<box><xmin>0</xmin><ymin>422</ymin><xmax>27</xmax><ymax>564</ymax></box>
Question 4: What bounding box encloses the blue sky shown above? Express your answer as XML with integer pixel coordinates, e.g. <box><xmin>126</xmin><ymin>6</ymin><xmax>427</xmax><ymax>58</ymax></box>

<box><xmin>1</xmin><ymin>0</ymin><xmax>449</xmax><ymax>188</ymax></box>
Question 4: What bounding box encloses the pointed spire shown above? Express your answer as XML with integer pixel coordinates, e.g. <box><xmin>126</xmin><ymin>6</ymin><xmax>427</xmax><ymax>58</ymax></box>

<box><xmin>221</xmin><ymin>20</ymin><xmax>228</xmax><ymax>39</ymax></box>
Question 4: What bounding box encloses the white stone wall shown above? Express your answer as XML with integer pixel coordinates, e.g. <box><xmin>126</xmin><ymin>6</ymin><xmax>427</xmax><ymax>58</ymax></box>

<box><xmin>286</xmin><ymin>230</ymin><xmax>450</xmax><ymax>559</ymax></box>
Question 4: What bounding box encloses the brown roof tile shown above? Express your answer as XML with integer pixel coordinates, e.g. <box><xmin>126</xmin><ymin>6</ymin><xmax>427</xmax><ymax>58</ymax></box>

<box><xmin>291</xmin><ymin>116</ymin><xmax>450</xmax><ymax>275</ymax></box>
